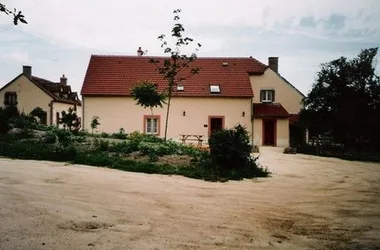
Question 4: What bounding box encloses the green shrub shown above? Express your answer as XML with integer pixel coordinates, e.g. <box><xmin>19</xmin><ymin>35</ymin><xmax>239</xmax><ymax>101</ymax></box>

<box><xmin>0</xmin><ymin>141</ymin><xmax>77</xmax><ymax>162</ymax></box>
<box><xmin>208</xmin><ymin>124</ymin><xmax>269</xmax><ymax>179</ymax></box>
<box><xmin>0</xmin><ymin>112</ymin><xmax>10</xmax><ymax>134</ymax></box>
<box><xmin>109</xmin><ymin>141</ymin><xmax>139</xmax><ymax>154</ymax></box>
<box><xmin>55</xmin><ymin>129</ymin><xmax>73</xmax><ymax>146</ymax></box>
<box><xmin>42</xmin><ymin>130</ymin><xmax>57</xmax><ymax>143</ymax></box>
<box><xmin>112</xmin><ymin>128</ymin><xmax>127</xmax><ymax>140</ymax></box>
<box><xmin>101</xmin><ymin>132</ymin><xmax>110</xmax><ymax>138</ymax></box>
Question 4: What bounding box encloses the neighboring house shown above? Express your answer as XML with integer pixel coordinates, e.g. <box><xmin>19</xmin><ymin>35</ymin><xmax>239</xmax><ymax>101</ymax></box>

<box><xmin>0</xmin><ymin>66</ymin><xmax>82</xmax><ymax>127</ymax></box>
<box><xmin>81</xmin><ymin>51</ymin><xmax>304</xmax><ymax>147</ymax></box>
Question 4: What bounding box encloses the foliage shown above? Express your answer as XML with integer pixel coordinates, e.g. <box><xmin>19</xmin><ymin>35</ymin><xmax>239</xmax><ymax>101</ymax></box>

<box><xmin>300</xmin><ymin>48</ymin><xmax>380</xmax><ymax>149</ymax></box>
<box><xmin>131</xmin><ymin>81</ymin><xmax>166</xmax><ymax>116</ymax></box>
<box><xmin>90</xmin><ymin>116</ymin><xmax>100</xmax><ymax>133</ymax></box>
<box><xmin>59</xmin><ymin>107</ymin><xmax>81</xmax><ymax>132</ymax></box>
<box><xmin>0</xmin><ymin>107</ymin><xmax>10</xmax><ymax>133</ymax></box>
<box><xmin>298</xmin><ymin>143</ymin><xmax>380</xmax><ymax>162</ymax></box>
<box><xmin>111</xmin><ymin>128</ymin><xmax>128</xmax><ymax>139</ymax></box>
<box><xmin>43</xmin><ymin>130</ymin><xmax>58</xmax><ymax>144</ymax></box>
<box><xmin>100</xmin><ymin>132</ymin><xmax>110</xmax><ymax>138</ymax></box>
<box><xmin>208</xmin><ymin>124</ymin><xmax>270</xmax><ymax>179</ymax></box>
<box><xmin>149</xmin><ymin>9</ymin><xmax>201</xmax><ymax>141</ymax></box>
<box><xmin>30</xmin><ymin>107</ymin><xmax>47</xmax><ymax>124</ymax></box>
<box><xmin>0</xmin><ymin>3</ymin><xmax>27</xmax><ymax>25</ymax></box>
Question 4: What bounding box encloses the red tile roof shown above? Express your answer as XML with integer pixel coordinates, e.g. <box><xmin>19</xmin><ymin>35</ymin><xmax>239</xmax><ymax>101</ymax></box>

<box><xmin>81</xmin><ymin>55</ymin><xmax>268</xmax><ymax>97</ymax></box>
<box><xmin>253</xmin><ymin>103</ymin><xmax>289</xmax><ymax>118</ymax></box>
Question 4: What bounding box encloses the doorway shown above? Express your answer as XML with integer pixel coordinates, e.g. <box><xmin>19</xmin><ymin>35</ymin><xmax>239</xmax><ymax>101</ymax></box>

<box><xmin>263</xmin><ymin>119</ymin><xmax>276</xmax><ymax>146</ymax></box>
<box><xmin>208</xmin><ymin>116</ymin><xmax>224</xmax><ymax>136</ymax></box>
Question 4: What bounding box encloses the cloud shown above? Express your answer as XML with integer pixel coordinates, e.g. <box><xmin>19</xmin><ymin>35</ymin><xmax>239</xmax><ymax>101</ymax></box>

<box><xmin>1</xmin><ymin>0</ymin><xmax>380</xmax><ymax>95</ymax></box>
<box><xmin>1</xmin><ymin>51</ymin><xmax>29</xmax><ymax>63</ymax></box>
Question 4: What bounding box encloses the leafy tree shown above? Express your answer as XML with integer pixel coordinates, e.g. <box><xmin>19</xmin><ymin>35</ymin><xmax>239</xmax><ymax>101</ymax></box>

<box><xmin>30</xmin><ymin>107</ymin><xmax>47</xmax><ymax>124</ymax></box>
<box><xmin>0</xmin><ymin>3</ymin><xmax>27</xmax><ymax>25</ymax></box>
<box><xmin>60</xmin><ymin>107</ymin><xmax>80</xmax><ymax>132</ymax></box>
<box><xmin>90</xmin><ymin>116</ymin><xmax>100</xmax><ymax>134</ymax></box>
<box><xmin>131</xmin><ymin>81</ymin><xmax>166</xmax><ymax>117</ymax></box>
<box><xmin>149</xmin><ymin>9</ymin><xmax>201</xmax><ymax>141</ymax></box>
<box><xmin>300</xmin><ymin>48</ymin><xmax>380</xmax><ymax>148</ymax></box>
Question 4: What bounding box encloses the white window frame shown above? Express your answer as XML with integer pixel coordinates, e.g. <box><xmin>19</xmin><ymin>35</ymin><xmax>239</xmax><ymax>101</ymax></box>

<box><xmin>145</xmin><ymin>116</ymin><xmax>159</xmax><ymax>135</ymax></box>
<box><xmin>177</xmin><ymin>85</ymin><xmax>184</xmax><ymax>91</ymax></box>
<box><xmin>261</xmin><ymin>90</ymin><xmax>274</xmax><ymax>103</ymax></box>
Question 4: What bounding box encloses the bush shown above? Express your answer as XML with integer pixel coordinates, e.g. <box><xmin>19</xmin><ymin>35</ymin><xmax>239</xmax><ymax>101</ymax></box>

<box><xmin>0</xmin><ymin>141</ymin><xmax>77</xmax><ymax>162</ymax></box>
<box><xmin>208</xmin><ymin>124</ymin><xmax>270</xmax><ymax>179</ymax></box>
<box><xmin>100</xmin><ymin>132</ymin><xmax>110</xmax><ymax>138</ymax></box>
<box><xmin>112</xmin><ymin>128</ymin><xmax>127</xmax><ymax>140</ymax></box>
<box><xmin>298</xmin><ymin>143</ymin><xmax>380</xmax><ymax>162</ymax></box>
<box><xmin>42</xmin><ymin>130</ymin><xmax>57</xmax><ymax>143</ymax></box>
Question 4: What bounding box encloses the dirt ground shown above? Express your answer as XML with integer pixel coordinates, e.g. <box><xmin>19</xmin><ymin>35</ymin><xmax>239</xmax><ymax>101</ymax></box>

<box><xmin>0</xmin><ymin>147</ymin><xmax>379</xmax><ymax>250</ymax></box>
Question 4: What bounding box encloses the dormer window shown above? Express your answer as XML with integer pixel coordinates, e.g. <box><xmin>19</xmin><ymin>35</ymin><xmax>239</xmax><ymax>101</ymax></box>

<box><xmin>260</xmin><ymin>89</ymin><xmax>275</xmax><ymax>103</ymax></box>
<box><xmin>210</xmin><ymin>84</ymin><xmax>220</xmax><ymax>94</ymax></box>
<box><xmin>177</xmin><ymin>85</ymin><xmax>184</xmax><ymax>91</ymax></box>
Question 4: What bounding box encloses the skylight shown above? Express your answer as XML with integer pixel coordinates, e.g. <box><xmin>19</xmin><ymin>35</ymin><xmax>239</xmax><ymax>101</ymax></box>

<box><xmin>177</xmin><ymin>85</ymin><xmax>184</xmax><ymax>91</ymax></box>
<box><xmin>210</xmin><ymin>84</ymin><xmax>220</xmax><ymax>93</ymax></box>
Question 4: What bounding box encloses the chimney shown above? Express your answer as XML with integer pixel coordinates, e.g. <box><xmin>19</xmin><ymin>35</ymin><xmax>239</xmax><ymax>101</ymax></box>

<box><xmin>60</xmin><ymin>74</ymin><xmax>67</xmax><ymax>86</ymax></box>
<box><xmin>268</xmin><ymin>57</ymin><xmax>279</xmax><ymax>73</ymax></box>
<box><xmin>137</xmin><ymin>46</ymin><xmax>144</xmax><ymax>56</ymax></box>
<box><xmin>23</xmin><ymin>65</ymin><xmax>32</xmax><ymax>78</ymax></box>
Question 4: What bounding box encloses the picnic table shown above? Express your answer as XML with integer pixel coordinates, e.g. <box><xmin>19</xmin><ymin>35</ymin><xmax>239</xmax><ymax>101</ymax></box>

<box><xmin>179</xmin><ymin>134</ymin><xmax>204</xmax><ymax>147</ymax></box>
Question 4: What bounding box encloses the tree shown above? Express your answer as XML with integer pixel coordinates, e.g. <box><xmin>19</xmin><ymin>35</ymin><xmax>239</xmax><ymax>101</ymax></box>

<box><xmin>300</xmin><ymin>48</ymin><xmax>380</xmax><ymax>148</ymax></box>
<box><xmin>90</xmin><ymin>116</ymin><xmax>100</xmax><ymax>134</ymax></box>
<box><xmin>149</xmin><ymin>9</ymin><xmax>201</xmax><ymax>141</ymax></box>
<box><xmin>60</xmin><ymin>107</ymin><xmax>80</xmax><ymax>132</ymax></box>
<box><xmin>0</xmin><ymin>3</ymin><xmax>27</xmax><ymax>25</ymax></box>
<box><xmin>131</xmin><ymin>81</ymin><xmax>166</xmax><ymax>117</ymax></box>
<box><xmin>30</xmin><ymin>107</ymin><xmax>47</xmax><ymax>124</ymax></box>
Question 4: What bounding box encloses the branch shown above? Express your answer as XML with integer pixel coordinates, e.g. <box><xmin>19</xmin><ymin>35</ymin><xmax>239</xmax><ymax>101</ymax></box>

<box><xmin>0</xmin><ymin>3</ymin><xmax>28</xmax><ymax>25</ymax></box>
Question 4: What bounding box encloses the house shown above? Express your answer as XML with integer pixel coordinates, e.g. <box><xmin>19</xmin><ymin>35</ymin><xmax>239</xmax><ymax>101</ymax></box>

<box><xmin>0</xmin><ymin>66</ymin><xmax>82</xmax><ymax>127</ymax></box>
<box><xmin>81</xmin><ymin>51</ymin><xmax>304</xmax><ymax>147</ymax></box>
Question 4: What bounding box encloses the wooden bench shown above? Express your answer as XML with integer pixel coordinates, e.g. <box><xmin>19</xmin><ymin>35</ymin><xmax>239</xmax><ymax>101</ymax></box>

<box><xmin>179</xmin><ymin>134</ymin><xmax>204</xmax><ymax>147</ymax></box>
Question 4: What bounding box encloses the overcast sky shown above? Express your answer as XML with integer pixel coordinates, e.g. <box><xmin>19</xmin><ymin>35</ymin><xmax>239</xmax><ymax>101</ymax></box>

<box><xmin>1</xmin><ymin>0</ymin><xmax>379</xmax><ymax>96</ymax></box>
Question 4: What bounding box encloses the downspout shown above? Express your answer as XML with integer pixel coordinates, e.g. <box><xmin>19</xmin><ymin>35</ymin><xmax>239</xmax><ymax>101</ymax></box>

<box><xmin>251</xmin><ymin>97</ymin><xmax>254</xmax><ymax>145</ymax></box>
<box><xmin>49</xmin><ymin>100</ymin><xmax>54</xmax><ymax>126</ymax></box>
<box><xmin>82</xmin><ymin>96</ymin><xmax>85</xmax><ymax>131</ymax></box>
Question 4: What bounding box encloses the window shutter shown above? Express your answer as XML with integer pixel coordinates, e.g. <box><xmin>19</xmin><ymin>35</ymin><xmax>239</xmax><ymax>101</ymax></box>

<box><xmin>260</xmin><ymin>90</ymin><xmax>264</xmax><ymax>102</ymax></box>
<box><xmin>271</xmin><ymin>90</ymin><xmax>275</xmax><ymax>102</ymax></box>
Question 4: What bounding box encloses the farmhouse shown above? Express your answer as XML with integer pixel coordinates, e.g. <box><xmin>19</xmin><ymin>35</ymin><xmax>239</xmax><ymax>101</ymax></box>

<box><xmin>81</xmin><ymin>50</ymin><xmax>304</xmax><ymax>146</ymax></box>
<box><xmin>0</xmin><ymin>66</ymin><xmax>81</xmax><ymax>127</ymax></box>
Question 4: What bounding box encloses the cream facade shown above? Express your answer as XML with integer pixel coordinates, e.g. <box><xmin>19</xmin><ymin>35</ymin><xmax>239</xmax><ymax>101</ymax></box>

<box><xmin>0</xmin><ymin>75</ymin><xmax>52</xmax><ymax>117</ymax></box>
<box><xmin>253</xmin><ymin>118</ymin><xmax>289</xmax><ymax>147</ymax></box>
<box><xmin>250</xmin><ymin>67</ymin><xmax>305</xmax><ymax>147</ymax></box>
<box><xmin>0</xmin><ymin>71</ymin><xmax>81</xmax><ymax>127</ymax></box>
<box><xmin>250</xmin><ymin>69</ymin><xmax>304</xmax><ymax>114</ymax></box>
<box><xmin>83</xmin><ymin>96</ymin><xmax>252</xmax><ymax>143</ymax></box>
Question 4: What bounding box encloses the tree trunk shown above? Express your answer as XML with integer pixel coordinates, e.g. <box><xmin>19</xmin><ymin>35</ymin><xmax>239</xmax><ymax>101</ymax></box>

<box><xmin>164</xmin><ymin>93</ymin><xmax>172</xmax><ymax>142</ymax></box>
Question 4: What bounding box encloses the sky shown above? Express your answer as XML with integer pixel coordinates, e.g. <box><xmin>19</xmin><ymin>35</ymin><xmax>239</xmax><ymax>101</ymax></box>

<box><xmin>1</xmin><ymin>0</ymin><xmax>379</xmax><ymax>96</ymax></box>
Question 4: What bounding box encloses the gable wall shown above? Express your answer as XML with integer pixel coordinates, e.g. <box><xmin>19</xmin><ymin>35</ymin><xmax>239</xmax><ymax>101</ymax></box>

<box><xmin>0</xmin><ymin>75</ymin><xmax>53</xmax><ymax>120</ymax></box>
<box><xmin>250</xmin><ymin>69</ymin><xmax>304</xmax><ymax>114</ymax></box>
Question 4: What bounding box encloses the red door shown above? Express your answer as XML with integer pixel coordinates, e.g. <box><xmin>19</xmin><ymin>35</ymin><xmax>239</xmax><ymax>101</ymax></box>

<box><xmin>263</xmin><ymin>119</ymin><xmax>276</xmax><ymax>146</ymax></box>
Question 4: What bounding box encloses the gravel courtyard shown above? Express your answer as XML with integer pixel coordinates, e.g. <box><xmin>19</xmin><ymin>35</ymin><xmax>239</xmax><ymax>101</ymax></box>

<box><xmin>0</xmin><ymin>147</ymin><xmax>379</xmax><ymax>249</ymax></box>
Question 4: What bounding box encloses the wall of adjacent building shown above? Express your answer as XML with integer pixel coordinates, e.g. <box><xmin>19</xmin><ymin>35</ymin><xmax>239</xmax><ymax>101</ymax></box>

<box><xmin>250</xmin><ymin>69</ymin><xmax>304</xmax><ymax>114</ymax></box>
<box><xmin>0</xmin><ymin>75</ymin><xmax>53</xmax><ymax>122</ymax></box>
<box><xmin>253</xmin><ymin>118</ymin><xmax>289</xmax><ymax>147</ymax></box>
<box><xmin>52</xmin><ymin>102</ymin><xmax>82</xmax><ymax>128</ymax></box>
<box><xmin>82</xmin><ymin>96</ymin><xmax>252</xmax><ymax>143</ymax></box>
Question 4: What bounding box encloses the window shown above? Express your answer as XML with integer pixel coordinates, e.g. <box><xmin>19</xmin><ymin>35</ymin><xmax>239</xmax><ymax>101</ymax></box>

<box><xmin>177</xmin><ymin>85</ymin><xmax>184</xmax><ymax>91</ymax></box>
<box><xmin>56</xmin><ymin>112</ymin><xmax>60</xmax><ymax>127</ymax></box>
<box><xmin>4</xmin><ymin>92</ymin><xmax>17</xmax><ymax>106</ymax></box>
<box><xmin>260</xmin><ymin>90</ymin><xmax>275</xmax><ymax>103</ymax></box>
<box><xmin>144</xmin><ymin>115</ymin><xmax>160</xmax><ymax>135</ymax></box>
<box><xmin>210</xmin><ymin>84</ymin><xmax>221</xmax><ymax>94</ymax></box>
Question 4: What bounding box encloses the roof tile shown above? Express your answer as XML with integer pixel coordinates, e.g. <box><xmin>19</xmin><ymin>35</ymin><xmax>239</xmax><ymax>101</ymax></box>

<box><xmin>81</xmin><ymin>56</ymin><xmax>268</xmax><ymax>97</ymax></box>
